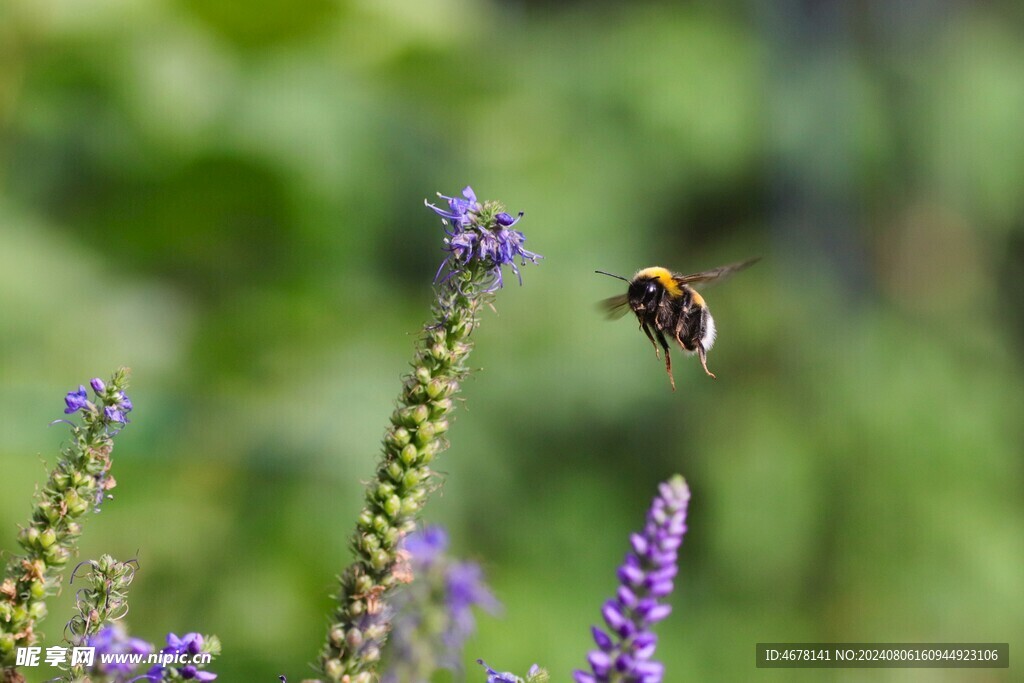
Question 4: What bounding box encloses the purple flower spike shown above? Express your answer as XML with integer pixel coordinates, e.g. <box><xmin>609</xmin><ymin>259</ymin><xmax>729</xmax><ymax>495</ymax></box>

<box><xmin>574</xmin><ymin>476</ymin><xmax>690</xmax><ymax>683</ymax></box>
<box><xmin>64</xmin><ymin>386</ymin><xmax>88</xmax><ymax>414</ymax></box>
<box><xmin>426</xmin><ymin>186</ymin><xmax>540</xmax><ymax>293</ymax></box>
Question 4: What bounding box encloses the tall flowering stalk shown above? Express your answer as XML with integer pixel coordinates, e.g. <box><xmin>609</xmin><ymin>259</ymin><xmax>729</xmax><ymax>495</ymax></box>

<box><xmin>574</xmin><ymin>476</ymin><xmax>690</xmax><ymax>683</ymax></box>
<box><xmin>319</xmin><ymin>187</ymin><xmax>539</xmax><ymax>682</ymax></box>
<box><xmin>0</xmin><ymin>369</ymin><xmax>133</xmax><ymax>672</ymax></box>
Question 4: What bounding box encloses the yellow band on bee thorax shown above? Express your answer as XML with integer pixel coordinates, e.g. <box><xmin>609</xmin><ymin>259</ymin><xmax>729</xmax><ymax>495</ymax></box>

<box><xmin>634</xmin><ymin>267</ymin><xmax>682</xmax><ymax>297</ymax></box>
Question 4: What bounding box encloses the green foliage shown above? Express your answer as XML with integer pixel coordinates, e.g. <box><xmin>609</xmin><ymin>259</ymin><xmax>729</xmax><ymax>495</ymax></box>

<box><xmin>1</xmin><ymin>1</ymin><xmax>1023</xmax><ymax>682</ymax></box>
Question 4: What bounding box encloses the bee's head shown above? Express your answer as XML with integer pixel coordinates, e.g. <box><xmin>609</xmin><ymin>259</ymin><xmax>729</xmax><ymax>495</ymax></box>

<box><xmin>629</xmin><ymin>277</ymin><xmax>663</xmax><ymax>310</ymax></box>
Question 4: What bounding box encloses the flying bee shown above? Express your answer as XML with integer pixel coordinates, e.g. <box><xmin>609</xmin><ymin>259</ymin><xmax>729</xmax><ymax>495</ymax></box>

<box><xmin>597</xmin><ymin>258</ymin><xmax>760</xmax><ymax>390</ymax></box>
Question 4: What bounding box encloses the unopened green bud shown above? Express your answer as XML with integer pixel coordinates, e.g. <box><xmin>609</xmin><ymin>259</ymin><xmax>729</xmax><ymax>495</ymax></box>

<box><xmin>375</xmin><ymin>482</ymin><xmax>396</xmax><ymax>500</ymax></box>
<box><xmin>28</xmin><ymin>580</ymin><xmax>46</xmax><ymax>600</ymax></box>
<box><xmin>383</xmin><ymin>495</ymin><xmax>402</xmax><ymax>519</ymax></box>
<box><xmin>0</xmin><ymin>633</ymin><xmax>15</xmax><ymax>657</ymax></box>
<box><xmin>386</xmin><ymin>462</ymin><xmax>404</xmax><ymax>483</ymax></box>
<box><xmin>29</xmin><ymin>602</ymin><xmax>47</xmax><ymax>620</ymax></box>
<box><xmin>430</xmin><ymin>399</ymin><xmax>453</xmax><ymax>418</ymax></box>
<box><xmin>328</xmin><ymin>628</ymin><xmax>344</xmax><ymax>647</ymax></box>
<box><xmin>39</xmin><ymin>528</ymin><xmax>57</xmax><ymax>549</ymax></box>
<box><xmin>360</xmin><ymin>534</ymin><xmax>380</xmax><ymax>554</ymax></box>
<box><xmin>370</xmin><ymin>550</ymin><xmax>390</xmax><ymax>571</ymax></box>
<box><xmin>323</xmin><ymin>658</ymin><xmax>344</xmax><ymax>680</ymax></box>
<box><xmin>400</xmin><ymin>443</ymin><xmax>418</xmax><ymax>465</ymax></box>
<box><xmin>430</xmin><ymin>343</ymin><xmax>448</xmax><ymax>362</ymax></box>
<box><xmin>45</xmin><ymin>544</ymin><xmax>70</xmax><ymax>566</ymax></box>
<box><xmin>400</xmin><ymin>498</ymin><xmax>421</xmax><ymax>516</ymax></box>
<box><xmin>345</xmin><ymin>628</ymin><xmax>363</xmax><ymax>649</ymax></box>
<box><xmin>402</xmin><ymin>469</ymin><xmax>424</xmax><ymax>490</ymax></box>
<box><xmin>357</xmin><ymin>509</ymin><xmax>374</xmax><ymax>529</ymax></box>
<box><xmin>372</xmin><ymin>515</ymin><xmax>390</xmax><ymax>535</ymax></box>
<box><xmin>20</xmin><ymin>527</ymin><xmax>40</xmax><ymax>548</ymax></box>
<box><xmin>364</xmin><ymin>623</ymin><xmax>387</xmax><ymax>642</ymax></box>
<box><xmin>381</xmin><ymin>526</ymin><xmax>399</xmax><ymax>548</ymax></box>
<box><xmin>414</xmin><ymin>422</ymin><xmax>435</xmax><ymax>446</ymax></box>
<box><xmin>361</xmin><ymin>645</ymin><xmax>381</xmax><ymax>664</ymax></box>
<box><xmin>414</xmin><ymin>367</ymin><xmax>431</xmax><ymax>384</ymax></box>
<box><xmin>410</xmin><ymin>404</ymin><xmax>429</xmax><ymax>425</ymax></box>
<box><xmin>426</xmin><ymin>378</ymin><xmax>450</xmax><ymax>399</ymax></box>
<box><xmin>65</xmin><ymin>489</ymin><xmax>88</xmax><ymax>516</ymax></box>
<box><xmin>388</xmin><ymin>427</ymin><xmax>411</xmax><ymax>448</ymax></box>
<box><xmin>353</xmin><ymin>575</ymin><xmax>373</xmax><ymax>595</ymax></box>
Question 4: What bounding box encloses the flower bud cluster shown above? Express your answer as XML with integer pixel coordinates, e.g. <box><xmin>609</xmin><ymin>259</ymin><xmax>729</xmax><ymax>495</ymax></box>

<box><xmin>0</xmin><ymin>369</ymin><xmax>133</xmax><ymax>669</ymax></box>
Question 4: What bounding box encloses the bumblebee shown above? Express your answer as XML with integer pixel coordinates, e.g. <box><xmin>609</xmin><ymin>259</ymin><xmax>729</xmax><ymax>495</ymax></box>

<box><xmin>598</xmin><ymin>258</ymin><xmax>759</xmax><ymax>390</ymax></box>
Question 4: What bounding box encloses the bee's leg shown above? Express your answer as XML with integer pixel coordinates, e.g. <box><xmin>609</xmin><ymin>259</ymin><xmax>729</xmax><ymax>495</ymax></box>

<box><xmin>653</xmin><ymin>327</ymin><xmax>676</xmax><ymax>391</ymax></box>
<box><xmin>697</xmin><ymin>343</ymin><xmax>716</xmax><ymax>379</ymax></box>
<box><xmin>673</xmin><ymin>313</ymin><xmax>687</xmax><ymax>347</ymax></box>
<box><xmin>640</xmin><ymin>322</ymin><xmax>660</xmax><ymax>358</ymax></box>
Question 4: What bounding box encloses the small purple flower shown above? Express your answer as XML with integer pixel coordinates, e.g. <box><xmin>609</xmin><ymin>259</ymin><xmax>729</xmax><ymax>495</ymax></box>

<box><xmin>402</xmin><ymin>525</ymin><xmax>449</xmax><ymax>566</ymax></box>
<box><xmin>427</xmin><ymin>186</ymin><xmax>481</xmax><ymax>226</ymax></box>
<box><xmin>104</xmin><ymin>391</ymin><xmax>133</xmax><ymax>424</ymax></box>
<box><xmin>445</xmin><ymin>561</ymin><xmax>500</xmax><ymax>650</ymax></box>
<box><xmin>478</xmin><ymin>660</ymin><xmax>522</xmax><ymax>683</ymax></box>
<box><xmin>64</xmin><ymin>385</ymin><xmax>88</xmax><ymax>414</ymax></box>
<box><xmin>147</xmin><ymin>632</ymin><xmax>216</xmax><ymax>681</ymax></box>
<box><xmin>574</xmin><ymin>476</ymin><xmax>690</xmax><ymax>683</ymax></box>
<box><xmin>179</xmin><ymin>665</ymin><xmax>217</xmax><ymax>681</ymax></box>
<box><xmin>426</xmin><ymin>186</ymin><xmax>540</xmax><ymax>293</ymax></box>
<box><xmin>90</xmin><ymin>377</ymin><xmax>106</xmax><ymax>393</ymax></box>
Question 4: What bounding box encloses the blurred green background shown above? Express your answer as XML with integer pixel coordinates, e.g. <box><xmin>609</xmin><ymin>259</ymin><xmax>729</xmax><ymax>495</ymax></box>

<box><xmin>2</xmin><ymin>0</ymin><xmax>1023</xmax><ymax>681</ymax></box>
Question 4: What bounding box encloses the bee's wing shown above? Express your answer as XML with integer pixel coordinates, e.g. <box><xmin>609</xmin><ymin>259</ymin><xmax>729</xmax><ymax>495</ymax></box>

<box><xmin>600</xmin><ymin>294</ymin><xmax>632</xmax><ymax>320</ymax></box>
<box><xmin>676</xmin><ymin>257</ymin><xmax>761</xmax><ymax>286</ymax></box>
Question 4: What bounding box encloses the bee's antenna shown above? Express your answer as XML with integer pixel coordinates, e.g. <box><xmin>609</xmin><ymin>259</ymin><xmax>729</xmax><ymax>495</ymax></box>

<box><xmin>595</xmin><ymin>270</ymin><xmax>629</xmax><ymax>282</ymax></box>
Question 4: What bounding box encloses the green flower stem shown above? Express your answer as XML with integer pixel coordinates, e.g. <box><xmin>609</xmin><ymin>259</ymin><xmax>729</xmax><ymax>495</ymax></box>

<box><xmin>66</xmin><ymin>554</ymin><xmax>138</xmax><ymax>680</ymax></box>
<box><xmin>0</xmin><ymin>369</ymin><xmax>131</xmax><ymax>671</ymax></box>
<box><xmin>320</xmin><ymin>265</ymin><xmax>493</xmax><ymax>683</ymax></box>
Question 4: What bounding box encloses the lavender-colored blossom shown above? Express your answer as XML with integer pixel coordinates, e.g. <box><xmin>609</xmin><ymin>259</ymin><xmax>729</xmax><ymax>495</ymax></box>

<box><xmin>478</xmin><ymin>660</ymin><xmax>522</xmax><ymax>683</ymax></box>
<box><xmin>427</xmin><ymin>186</ymin><xmax>481</xmax><ymax>226</ymax></box>
<box><xmin>146</xmin><ymin>632</ymin><xmax>217</xmax><ymax>681</ymax></box>
<box><xmin>402</xmin><ymin>525</ymin><xmax>448</xmax><ymax>566</ymax></box>
<box><xmin>574</xmin><ymin>476</ymin><xmax>690</xmax><ymax>683</ymax></box>
<box><xmin>64</xmin><ymin>385</ymin><xmax>88</xmax><ymax>414</ymax></box>
<box><xmin>444</xmin><ymin>560</ymin><xmax>500</xmax><ymax>651</ymax></box>
<box><xmin>477</xmin><ymin>661</ymin><xmax>547</xmax><ymax>683</ymax></box>
<box><xmin>425</xmin><ymin>185</ymin><xmax>540</xmax><ymax>292</ymax></box>
<box><xmin>85</xmin><ymin>624</ymin><xmax>152</xmax><ymax>679</ymax></box>
<box><xmin>382</xmin><ymin>527</ymin><xmax>500</xmax><ymax>682</ymax></box>
<box><xmin>105</xmin><ymin>391</ymin><xmax>133</xmax><ymax>424</ymax></box>
<box><xmin>90</xmin><ymin>377</ymin><xmax>106</xmax><ymax>393</ymax></box>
